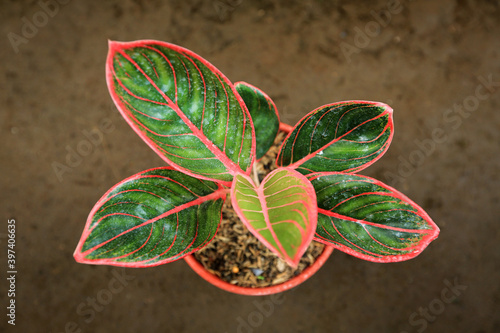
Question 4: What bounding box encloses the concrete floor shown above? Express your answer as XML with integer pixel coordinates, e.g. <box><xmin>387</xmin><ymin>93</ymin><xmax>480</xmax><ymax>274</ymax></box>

<box><xmin>1</xmin><ymin>0</ymin><xmax>499</xmax><ymax>332</ymax></box>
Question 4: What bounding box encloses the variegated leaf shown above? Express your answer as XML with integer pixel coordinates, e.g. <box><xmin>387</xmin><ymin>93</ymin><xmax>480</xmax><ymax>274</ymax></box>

<box><xmin>235</xmin><ymin>81</ymin><xmax>280</xmax><ymax>159</ymax></box>
<box><xmin>277</xmin><ymin>101</ymin><xmax>393</xmax><ymax>174</ymax></box>
<box><xmin>106</xmin><ymin>40</ymin><xmax>255</xmax><ymax>186</ymax></box>
<box><xmin>231</xmin><ymin>168</ymin><xmax>317</xmax><ymax>267</ymax></box>
<box><xmin>309</xmin><ymin>172</ymin><xmax>439</xmax><ymax>262</ymax></box>
<box><xmin>74</xmin><ymin>167</ymin><xmax>226</xmax><ymax>267</ymax></box>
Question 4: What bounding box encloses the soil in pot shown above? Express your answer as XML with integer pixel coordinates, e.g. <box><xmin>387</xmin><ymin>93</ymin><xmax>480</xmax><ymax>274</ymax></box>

<box><xmin>193</xmin><ymin>131</ymin><xmax>326</xmax><ymax>288</ymax></box>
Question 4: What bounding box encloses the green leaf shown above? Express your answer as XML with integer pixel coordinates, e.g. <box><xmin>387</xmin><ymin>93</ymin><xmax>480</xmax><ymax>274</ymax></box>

<box><xmin>231</xmin><ymin>168</ymin><xmax>318</xmax><ymax>267</ymax></box>
<box><xmin>74</xmin><ymin>167</ymin><xmax>226</xmax><ymax>267</ymax></box>
<box><xmin>277</xmin><ymin>101</ymin><xmax>393</xmax><ymax>174</ymax></box>
<box><xmin>309</xmin><ymin>172</ymin><xmax>439</xmax><ymax>262</ymax></box>
<box><xmin>235</xmin><ymin>81</ymin><xmax>280</xmax><ymax>160</ymax></box>
<box><xmin>106</xmin><ymin>40</ymin><xmax>256</xmax><ymax>186</ymax></box>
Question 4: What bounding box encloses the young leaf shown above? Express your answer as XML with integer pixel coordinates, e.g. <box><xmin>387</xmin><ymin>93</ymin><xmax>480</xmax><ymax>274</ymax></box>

<box><xmin>309</xmin><ymin>172</ymin><xmax>439</xmax><ymax>262</ymax></box>
<box><xmin>74</xmin><ymin>167</ymin><xmax>226</xmax><ymax>267</ymax></box>
<box><xmin>277</xmin><ymin>101</ymin><xmax>393</xmax><ymax>174</ymax></box>
<box><xmin>106</xmin><ymin>40</ymin><xmax>256</xmax><ymax>186</ymax></box>
<box><xmin>235</xmin><ymin>81</ymin><xmax>280</xmax><ymax>160</ymax></box>
<box><xmin>231</xmin><ymin>168</ymin><xmax>318</xmax><ymax>267</ymax></box>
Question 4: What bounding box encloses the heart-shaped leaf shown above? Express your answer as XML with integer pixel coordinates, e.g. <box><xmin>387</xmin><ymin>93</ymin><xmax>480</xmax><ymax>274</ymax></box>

<box><xmin>235</xmin><ymin>81</ymin><xmax>280</xmax><ymax>160</ymax></box>
<box><xmin>231</xmin><ymin>168</ymin><xmax>318</xmax><ymax>267</ymax></box>
<box><xmin>309</xmin><ymin>172</ymin><xmax>439</xmax><ymax>262</ymax></box>
<box><xmin>106</xmin><ymin>40</ymin><xmax>255</xmax><ymax>186</ymax></box>
<box><xmin>74</xmin><ymin>167</ymin><xmax>226</xmax><ymax>267</ymax></box>
<box><xmin>277</xmin><ymin>101</ymin><xmax>393</xmax><ymax>174</ymax></box>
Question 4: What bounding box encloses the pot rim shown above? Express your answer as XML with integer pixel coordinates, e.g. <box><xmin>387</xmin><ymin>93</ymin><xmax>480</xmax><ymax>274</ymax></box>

<box><xmin>184</xmin><ymin>245</ymin><xmax>333</xmax><ymax>296</ymax></box>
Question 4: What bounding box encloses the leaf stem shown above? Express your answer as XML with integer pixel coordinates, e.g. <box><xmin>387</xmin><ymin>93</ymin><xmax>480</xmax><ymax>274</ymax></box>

<box><xmin>252</xmin><ymin>162</ymin><xmax>261</xmax><ymax>187</ymax></box>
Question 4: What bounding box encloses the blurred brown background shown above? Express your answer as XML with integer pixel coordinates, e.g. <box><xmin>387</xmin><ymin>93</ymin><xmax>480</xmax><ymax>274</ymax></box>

<box><xmin>1</xmin><ymin>0</ymin><xmax>499</xmax><ymax>332</ymax></box>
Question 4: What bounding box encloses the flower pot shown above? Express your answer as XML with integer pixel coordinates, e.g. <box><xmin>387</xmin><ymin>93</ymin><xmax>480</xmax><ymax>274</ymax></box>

<box><xmin>184</xmin><ymin>122</ymin><xmax>334</xmax><ymax>295</ymax></box>
<box><xmin>184</xmin><ymin>244</ymin><xmax>333</xmax><ymax>296</ymax></box>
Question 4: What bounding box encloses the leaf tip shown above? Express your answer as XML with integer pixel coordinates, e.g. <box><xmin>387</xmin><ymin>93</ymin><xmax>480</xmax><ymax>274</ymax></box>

<box><xmin>73</xmin><ymin>246</ymin><xmax>88</xmax><ymax>265</ymax></box>
<box><xmin>107</xmin><ymin>40</ymin><xmax>133</xmax><ymax>56</ymax></box>
<box><xmin>427</xmin><ymin>217</ymin><xmax>441</xmax><ymax>241</ymax></box>
<box><xmin>375</xmin><ymin>101</ymin><xmax>394</xmax><ymax>115</ymax></box>
<box><xmin>107</xmin><ymin>39</ymin><xmax>121</xmax><ymax>52</ymax></box>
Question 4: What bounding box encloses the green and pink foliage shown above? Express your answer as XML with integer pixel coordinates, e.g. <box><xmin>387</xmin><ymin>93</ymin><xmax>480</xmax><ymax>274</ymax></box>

<box><xmin>74</xmin><ymin>40</ymin><xmax>439</xmax><ymax>268</ymax></box>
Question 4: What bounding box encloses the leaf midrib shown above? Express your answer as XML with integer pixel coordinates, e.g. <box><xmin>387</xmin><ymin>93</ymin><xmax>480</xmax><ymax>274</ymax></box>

<box><xmin>286</xmin><ymin>109</ymin><xmax>390</xmax><ymax>169</ymax></box>
<box><xmin>115</xmin><ymin>48</ymin><xmax>246</xmax><ymax>177</ymax></box>
<box><xmin>82</xmin><ymin>189</ymin><xmax>227</xmax><ymax>258</ymax></box>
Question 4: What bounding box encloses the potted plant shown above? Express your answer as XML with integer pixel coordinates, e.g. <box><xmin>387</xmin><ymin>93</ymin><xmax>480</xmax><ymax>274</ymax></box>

<box><xmin>74</xmin><ymin>40</ymin><xmax>440</xmax><ymax>295</ymax></box>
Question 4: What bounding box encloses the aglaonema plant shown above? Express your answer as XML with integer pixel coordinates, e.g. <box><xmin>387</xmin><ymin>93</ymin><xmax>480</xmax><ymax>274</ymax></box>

<box><xmin>74</xmin><ymin>40</ymin><xmax>439</xmax><ymax>271</ymax></box>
